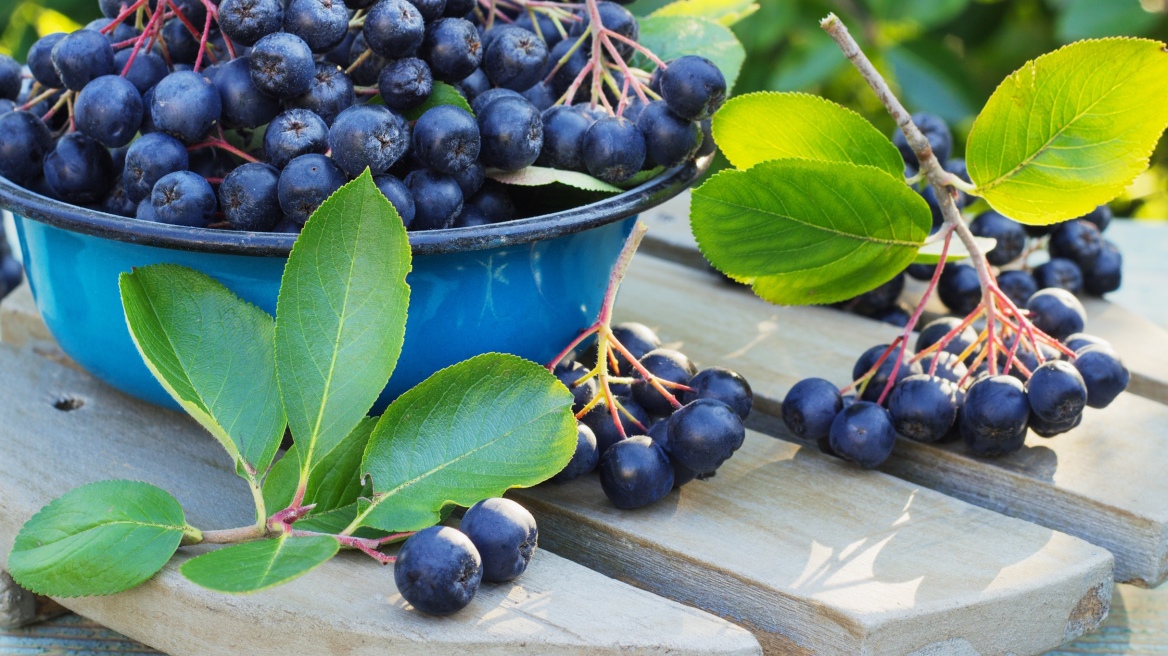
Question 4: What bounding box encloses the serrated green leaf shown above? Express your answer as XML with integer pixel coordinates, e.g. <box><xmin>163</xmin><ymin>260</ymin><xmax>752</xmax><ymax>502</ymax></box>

<box><xmin>262</xmin><ymin>417</ymin><xmax>376</xmax><ymax>515</ymax></box>
<box><xmin>913</xmin><ymin>235</ymin><xmax>996</xmax><ymax>264</ymax></box>
<box><xmin>293</xmin><ymin>504</ymin><xmax>394</xmax><ymax>540</ymax></box>
<box><xmin>120</xmin><ymin>265</ymin><xmax>285</xmax><ymax>480</ymax></box>
<box><xmin>617</xmin><ymin>166</ymin><xmax>666</xmax><ymax>189</ymax></box>
<box><xmin>8</xmin><ymin>481</ymin><xmax>189</xmax><ymax>597</ymax></box>
<box><xmin>633</xmin><ymin>15</ymin><xmax>746</xmax><ymax>92</ymax></box>
<box><xmin>691</xmin><ymin>159</ymin><xmax>931</xmax><ymax>305</ymax></box>
<box><xmin>402</xmin><ymin>82</ymin><xmax>474</xmax><ymax>121</ymax></box>
<box><xmin>275</xmin><ymin>170</ymin><xmax>412</xmax><ymax>481</ymax></box>
<box><xmin>180</xmin><ymin>536</ymin><xmax>339</xmax><ymax>594</ymax></box>
<box><xmin>712</xmin><ymin>92</ymin><xmax>904</xmax><ymax>177</ymax></box>
<box><xmin>351</xmin><ymin>353</ymin><xmax>575</xmax><ymax>533</ymax></box>
<box><xmin>486</xmin><ymin>166</ymin><xmax>622</xmax><ymax>193</ymax></box>
<box><xmin>967</xmin><ymin>38</ymin><xmax>1168</xmax><ymax>225</ymax></box>
<box><xmin>650</xmin><ymin>0</ymin><xmax>758</xmax><ymax>26</ymax></box>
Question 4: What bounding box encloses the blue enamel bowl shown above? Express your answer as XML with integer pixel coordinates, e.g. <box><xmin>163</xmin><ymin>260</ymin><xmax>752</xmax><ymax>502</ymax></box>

<box><xmin>0</xmin><ymin>160</ymin><xmax>706</xmax><ymax>411</ymax></box>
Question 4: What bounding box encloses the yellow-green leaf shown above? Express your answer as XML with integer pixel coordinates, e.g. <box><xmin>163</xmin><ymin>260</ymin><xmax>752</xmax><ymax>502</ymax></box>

<box><xmin>649</xmin><ymin>0</ymin><xmax>759</xmax><ymax>26</ymax></box>
<box><xmin>712</xmin><ymin>92</ymin><xmax>905</xmax><ymax>177</ymax></box>
<box><xmin>967</xmin><ymin>38</ymin><xmax>1168</xmax><ymax>225</ymax></box>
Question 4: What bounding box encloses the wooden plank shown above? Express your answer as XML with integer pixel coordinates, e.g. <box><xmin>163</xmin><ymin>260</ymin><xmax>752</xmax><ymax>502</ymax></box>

<box><xmin>640</xmin><ymin>194</ymin><xmax>1168</xmax><ymax>405</ymax></box>
<box><xmin>611</xmin><ymin>253</ymin><xmax>1168</xmax><ymax>587</ymax></box>
<box><xmin>0</xmin><ymin>345</ymin><xmax>763</xmax><ymax>656</ymax></box>
<box><xmin>514</xmin><ymin>429</ymin><xmax>1113</xmax><ymax>655</ymax></box>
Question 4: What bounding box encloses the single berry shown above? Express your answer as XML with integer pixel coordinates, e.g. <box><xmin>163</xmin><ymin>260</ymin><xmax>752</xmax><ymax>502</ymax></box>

<box><xmin>853</xmin><ymin>344</ymin><xmax>922</xmax><ymax>403</ymax></box>
<box><xmin>997</xmin><ymin>269</ymin><xmax>1038</xmax><ymax>307</ymax></box>
<box><xmin>151</xmin><ymin>171</ymin><xmax>217</xmax><ymax>227</ymax></box>
<box><xmin>420</xmin><ymin>18</ymin><xmax>482</xmax><ymax>82</ymax></box>
<box><xmin>1082</xmin><ymin>241</ymin><xmax>1122</xmax><ymax>296</ymax></box>
<box><xmin>681</xmin><ymin>367</ymin><xmax>752</xmax><ymax>421</ymax></box>
<box><xmin>373</xmin><ymin>173</ymin><xmax>416</xmax><ymax>224</ymax></box>
<box><xmin>378</xmin><ymin>57</ymin><xmax>433</xmax><ymax>111</ymax></box>
<box><xmin>782</xmin><ymin>378</ymin><xmax>843</xmax><ymax>442</ymax></box>
<box><xmin>213</xmin><ymin>57</ymin><xmax>282</xmax><ymax>130</ymax></box>
<box><xmin>535</xmin><ymin>106</ymin><xmax>591</xmax><ymax>172</ymax></box>
<box><xmin>265</xmin><ymin>109</ymin><xmax>330</xmax><ymax>170</ymax></box>
<box><xmin>1026</xmin><ymin>288</ymin><xmax>1086</xmax><ymax>341</ymax></box>
<box><xmin>961</xmin><ymin>375</ymin><xmax>1029</xmax><ymax>457</ymax></box>
<box><xmin>636</xmin><ymin>100</ymin><xmax>702</xmax><ymax>169</ymax></box>
<box><xmin>1049</xmin><ymin>219</ymin><xmax>1103</xmax><ymax>268</ymax></box>
<box><xmin>470</xmin><ymin>87</ymin><xmax>524</xmax><ymax>116</ymax></box>
<box><xmin>583</xmin><ymin>116</ymin><xmax>646</xmax><ymax>184</ymax></box>
<box><xmin>482</xmin><ymin>26</ymin><xmax>548</xmax><ymax>92</ymax></box>
<box><xmin>284</xmin><ymin>0</ymin><xmax>350</xmax><ymax>53</ymax></box>
<box><xmin>456</xmin><ymin>68</ymin><xmax>491</xmax><ymax>101</ymax></box>
<box><xmin>219</xmin><ymin>163</ymin><xmax>284</xmax><ymax>231</ymax></box>
<box><xmin>828</xmin><ymin>401</ymin><xmax>896</xmax><ymax>469</ymax></box>
<box><xmin>598</xmin><ymin>435</ymin><xmax>674</xmax><ymax>509</ymax></box>
<box><xmin>1064</xmin><ymin>333</ymin><xmax>1110</xmax><ymax>354</ymax></box>
<box><xmin>905</xmin><ymin>262</ymin><xmax>935</xmax><ymax>281</ymax></box>
<box><xmin>849</xmin><ymin>273</ymin><xmax>904</xmax><ymax>317</ymax></box>
<box><xmin>218</xmin><ymin>0</ymin><xmax>284</xmax><ymax>47</ymax></box>
<box><xmin>1072</xmin><ymin>346</ymin><xmax>1129</xmax><ymax>409</ymax></box>
<box><xmin>1026</xmin><ymin>360</ymin><xmax>1087</xmax><ymax>424</ymax></box>
<box><xmin>970</xmin><ymin>210</ymin><xmax>1027</xmax><ymax>266</ymax></box>
<box><xmin>551</xmin><ymin>423</ymin><xmax>600</xmax><ymax>483</ymax></box>
<box><xmin>665</xmin><ymin>398</ymin><xmax>744</xmax><ymax>473</ymax></box>
<box><xmin>250</xmin><ymin>32</ymin><xmax>317</xmax><ymax>99</ymax></box>
<box><xmin>893</xmin><ymin>113</ymin><xmax>951</xmax><ymax>168</ymax></box>
<box><xmin>28</xmin><ymin>33</ymin><xmax>66</xmax><ymax>88</ymax></box>
<box><xmin>631</xmin><ymin>348</ymin><xmax>696</xmax><ymax>416</ymax></box>
<box><xmin>364</xmin><ymin>0</ymin><xmax>426</xmax><ymax>59</ymax></box>
<box><xmin>151</xmin><ymin>71</ymin><xmax>222</xmax><ymax>144</ymax></box>
<box><xmin>394</xmin><ymin>526</ymin><xmax>482</xmax><ymax>616</ymax></box>
<box><xmin>43</xmin><ymin>133</ymin><xmax>115</xmax><ymax>205</ymax></box>
<box><xmin>611</xmin><ymin>322</ymin><xmax>661</xmax><ymax>370</ymax></box>
<box><xmin>0</xmin><ymin>111</ymin><xmax>54</xmax><ymax>186</ymax></box>
<box><xmin>286</xmin><ymin>63</ymin><xmax>356</xmax><ymax>126</ymax></box>
<box><xmin>114</xmin><ymin>49</ymin><xmax>168</xmax><ymax>95</ymax></box>
<box><xmin>460</xmin><ymin>498</ymin><xmax>537</xmax><ymax>582</ymax></box>
<box><xmin>1033</xmin><ymin>258</ymin><xmax>1084</xmax><ymax>295</ymax></box>
<box><xmin>659</xmin><ymin>56</ymin><xmax>726</xmax><ymax>121</ymax></box>
<box><xmin>465</xmin><ymin>180</ymin><xmax>515</xmax><ymax>222</ymax></box>
<box><xmin>413</xmin><ymin>105</ymin><xmax>480</xmax><ymax>174</ymax></box>
<box><xmin>405</xmin><ymin>168</ymin><xmax>463</xmax><ymax>230</ymax></box>
<box><xmin>101</xmin><ymin>181</ymin><xmax>138</xmax><ymax>217</ymax></box>
<box><xmin>888</xmin><ymin>375</ymin><xmax>958</xmax><ymax>443</ymax></box>
<box><xmin>581</xmin><ymin>397</ymin><xmax>650</xmax><ymax>454</ymax></box>
<box><xmin>478</xmin><ymin>96</ymin><xmax>543</xmax><ymax>171</ymax></box>
<box><xmin>51</xmin><ymin>29</ymin><xmax>115</xmax><ymax>91</ymax></box>
<box><xmin>451</xmin><ymin>161</ymin><xmax>484</xmax><ymax>197</ymax></box>
<box><xmin>578</xmin><ymin>2</ymin><xmax>638</xmax><ymax>58</ymax></box>
<box><xmin>277</xmin><ymin>153</ymin><xmax>347</xmax><ymax>223</ymax></box>
<box><xmin>937</xmin><ymin>263</ymin><xmax>981</xmax><ymax>315</ymax></box>
<box><xmin>1078</xmin><ymin>205</ymin><xmax>1112</xmax><ymax>232</ymax></box>
<box><xmin>1028</xmin><ymin>412</ymin><xmax>1081</xmax><ymax>438</ymax></box>
<box><xmin>646</xmin><ymin>418</ymin><xmax>699</xmax><ymax>487</ymax></box>
<box><xmin>329</xmin><ymin>104</ymin><xmax>411</xmax><ymax>177</ymax></box>
<box><xmin>554</xmin><ymin>360</ymin><xmax>598</xmax><ymax>414</ymax></box>
<box><xmin>407</xmin><ymin>0</ymin><xmax>447</xmax><ymax>22</ymax></box>
<box><xmin>123</xmin><ymin>133</ymin><xmax>190</xmax><ymax>204</ymax></box>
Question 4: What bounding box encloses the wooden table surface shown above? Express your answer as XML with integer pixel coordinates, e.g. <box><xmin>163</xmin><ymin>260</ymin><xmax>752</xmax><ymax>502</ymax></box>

<box><xmin>2</xmin><ymin>203</ymin><xmax>1167</xmax><ymax>655</ymax></box>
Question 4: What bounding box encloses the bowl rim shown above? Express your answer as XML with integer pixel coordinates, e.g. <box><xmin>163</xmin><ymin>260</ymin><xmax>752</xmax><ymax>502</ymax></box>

<box><xmin>0</xmin><ymin>157</ymin><xmax>710</xmax><ymax>257</ymax></box>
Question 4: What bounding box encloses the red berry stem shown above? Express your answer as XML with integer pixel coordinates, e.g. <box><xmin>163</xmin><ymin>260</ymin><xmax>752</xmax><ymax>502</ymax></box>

<box><xmin>120</xmin><ymin>2</ymin><xmax>166</xmax><ymax>77</ymax></box>
<box><xmin>187</xmin><ymin>138</ymin><xmax>260</xmax><ymax>163</ymax></box>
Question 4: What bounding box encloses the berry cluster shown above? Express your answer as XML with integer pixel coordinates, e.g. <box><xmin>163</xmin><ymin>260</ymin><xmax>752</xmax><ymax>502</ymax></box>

<box><xmin>783</xmin><ymin>289</ymin><xmax>1130</xmax><ymax>467</ymax></box>
<box><xmin>839</xmin><ymin>112</ymin><xmax>1124</xmax><ymax>328</ymax></box>
<box><xmin>0</xmin><ymin>238</ymin><xmax>22</xmax><ymax>300</ymax></box>
<box><xmin>550</xmin><ymin>320</ymin><xmax>753</xmax><ymax>509</ymax></box>
<box><xmin>0</xmin><ymin>0</ymin><xmax>724</xmax><ymax>233</ymax></box>
<box><xmin>394</xmin><ymin>497</ymin><xmax>537</xmax><ymax>615</ymax></box>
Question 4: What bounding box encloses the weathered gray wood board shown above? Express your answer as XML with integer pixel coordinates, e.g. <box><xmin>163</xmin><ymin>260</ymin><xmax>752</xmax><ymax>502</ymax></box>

<box><xmin>612</xmin><ymin>253</ymin><xmax>1168</xmax><ymax>587</ymax></box>
<box><xmin>640</xmin><ymin>194</ymin><xmax>1168</xmax><ymax>405</ymax></box>
<box><xmin>0</xmin><ymin>345</ymin><xmax>762</xmax><ymax>656</ymax></box>
<box><xmin>514</xmin><ymin>429</ymin><xmax>1113</xmax><ymax>656</ymax></box>
<box><xmin>1048</xmin><ymin>582</ymin><xmax>1168</xmax><ymax>655</ymax></box>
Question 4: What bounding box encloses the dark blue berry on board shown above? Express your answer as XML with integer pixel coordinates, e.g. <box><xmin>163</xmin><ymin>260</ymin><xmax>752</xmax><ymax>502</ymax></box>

<box><xmin>997</xmin><ymin>269</ymin><xmax>1038</xmax><ymax>308</ymax></box>
<box><xmin>970</xmin><ymin>210</ymin><xmax>1027</xmax><ymax>266</ymax></box>
<box><xmin>1025</xmin><ymin>360</ymin><xmax>1087</xmax><ymax>425</ymax></box>
<box><xmin>782</xmin><ymin>378</ymin><xmax>843</xmax><ymax>442</ymax></box>
<box><xmin>1072</xmin><ymin>346</ymin><xmax>1129</xmax><ymax>409</ymax></box>
<box><xmin>888</xmin><ymin>375</ymin><xmax>958</xmax><ymax>443</ymax></box>
<box><xmin>459</xmin><ymin>498</ymin><xmax>537</xmax><ymax>583</ymax></box>
<box><xmin>853</xmin><ymin>344</ymin><xmax>922</xmax><ymax>404</ymax></box>
<box><xmin>1082</xmin><ymin>240</ymin><xmax>1122</xmax><ymax>296</ymax></box>
<box><xmin>916</xmin><ymin>316</ymin><xmax>978</xmax><ymax>361</ymax></box>
<box><xmin>829</xmin><ymin>401</ymin><xmax>896</xmax><ymax>469</ymax></box>
<box><xmin>632</xmin><ymin>348</ymin><xmax>697</xmax><ymax>417</ymax></box>
<box><xmin>1033</xmin><ymin>258</ymin><xmax>1084</xmax><ymax>295</ymax></box>
<box><xmin>960</xmin><ymin>375</ymin><xmax>1029</xmax><ymax>457</ymax></box>
<box><xmin>666</xmin><ymin>398</ymin><xmax>745</xmax><ymax>473</ymax></box>
<box><xmin>551</xmin><ymin>423</ymin><xmax>600</xmax><ymax>483</ymax></box>
<box><xmin>598</xmin><ymin>435</ymin><xmax>675</xmax><ymax>509</ymax></box>
<box><xmin>581</xmin><ymin>397</ymin><xmax>650</xmax><ymax>454</ymax></box>
<box><xmin>1049</xmin><ymin>219</ymin><xmax>1103</xmax><ymax>268</ymax></box>
<box><xmin>646</xmin><ymin>418</ymin><xmax>699</xmax><ymax>487</ymax></box>
<box><xmin>682</xmin><ymin>367</ymin><xmax>752</xmax><ymax>421</ymax></box>
<box><xmin>1025</xmin><ymin>288</ymin><xmax>1086</xmax><ymax>341</ymax></box>
<box><xmin>394</xmin><ymin>526</ymin><xmax>482</xmax><ymax>616</ymax></box>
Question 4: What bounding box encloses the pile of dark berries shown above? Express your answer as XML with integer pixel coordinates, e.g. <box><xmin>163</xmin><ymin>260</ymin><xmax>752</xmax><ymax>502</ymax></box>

<box><xmin>0</xmin><ymin>0</ymin><xmax>723</xmax><ymax>233</ymax></box>
<box><xmin>549</xmin><ymin>321</ymin><xmax>753</xmax><ymax>510</ymax></box>
<box><xmin>839</xmin><ymin>112</ymin><xmax>1124</xmax><ymax>329</ymax></box>
<box><xmin>395</xmin><ymin>497</ymin><xmax>538</xmax><ymax>615</ymax></box>
<box><xmin>782</xmin><ymin>289</ymin><xmax>1129</xmax><ymax>467</ymax></box>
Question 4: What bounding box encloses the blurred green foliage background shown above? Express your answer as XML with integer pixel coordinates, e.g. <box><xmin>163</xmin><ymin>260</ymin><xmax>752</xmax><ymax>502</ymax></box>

<box><xmin>2</xmin><ymin>0</ymin><xmax>1166</xmax><ymax>216</ymax></box>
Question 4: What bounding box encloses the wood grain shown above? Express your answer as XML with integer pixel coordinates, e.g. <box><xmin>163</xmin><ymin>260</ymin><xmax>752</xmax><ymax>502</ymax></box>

<box><xmin>0</xmin><ymin>345</ymin><xmax>762</xmax><ymax>656</ymax></box>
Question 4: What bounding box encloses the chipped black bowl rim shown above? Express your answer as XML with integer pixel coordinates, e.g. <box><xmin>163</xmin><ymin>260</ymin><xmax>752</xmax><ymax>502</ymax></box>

<box><xmin>0</xmin><ymin>157</ymin><xmax>710</xmax><ymax>257</ymax></box>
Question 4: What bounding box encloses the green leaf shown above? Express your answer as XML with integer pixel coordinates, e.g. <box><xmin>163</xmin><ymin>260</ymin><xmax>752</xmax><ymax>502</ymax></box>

<box><xmin>402</xmin><ymin>82</ymin><xmax>474</xmax><ymax>121</ymax></box>
<box><xmin>262</xmin><ymin>417</ymin><xmax>376</xmax><ymax>515</ymax></box>
<box><xmin>633</xmin><ymin>15</ymin><xmax>746</xmax><ymax>91</ymax></box>
<box><xmin>352</xmin><ymin>353</ymin><xmax>576</xmax><ymax>533</ymax></box>
<box><xmin>8</xmin><ymin>481</ymin><xmax>190</xmax><ymax>597</ymax></box>
<box><xmin>712</xmin><ymin>92</ymin><xmax>904</xmax><ymax>177</ymax></box>
<box><xmin>292</xmin><ymin>504</ymin><xmax>395</xmax><ymax>540</ymax></box>
<box><xmin>274</xmin><ymin>170</ymin><xmax>412</xmax><ymax>480</ymax></box>
<box><xmin>650</xmin><ymin>0</ymin><xmax>758</xmax><ymax>27</ymax></box>
<box><xmin>486</xmin><ymin>166</ymin><xmax>622</xmax><ymax>193</ymax></box>
<box><xmin>913</xmin><ymin>235</ymin><xmax>997</xmax><ymax>264</ymax></box>
<box><xmin>967</xmin><ymin>38</ymin><xmax>1168</xmax><ymax>225</ymax></box>
<box><xmin>1056</xmin><ymin>0</ymin><xmax>1161</xmax><ymax>42</ymax></box>
<box><xmin>866</xmin><ymin>0</ymin><xmax>968</xmax><ymax>29</ymax></box>
<box><xmin>180</xmin><ymin>536</ymin><xmax>339</xmax><ymax>594</ymax></box>
<box><xmin>120</xmin><ymin>265</ymin><xmax>285</xmax><ymax>479</ymax></box>
<box><xmin>691</xmin><ymin>159</ymin><xmax>931</xmax><ymax>305</ymax></box>
<box><xmin>617</xmin><ymin>166</ymin><xmax>666</xmax><ymax>189</ymax></box>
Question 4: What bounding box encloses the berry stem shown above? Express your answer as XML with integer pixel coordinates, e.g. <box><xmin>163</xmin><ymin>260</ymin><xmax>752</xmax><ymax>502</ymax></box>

<box><xmin>100</xmin><ymin>0</ymin><xmax>150</xmax><ymax>34</ymax></box>
<box><xmin>187</xmin><ymin>139</ymin><xmax>260</xmax><ymax>163</ymax></box>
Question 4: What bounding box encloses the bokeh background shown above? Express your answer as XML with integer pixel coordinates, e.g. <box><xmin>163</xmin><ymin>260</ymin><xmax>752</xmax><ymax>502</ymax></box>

<box><xmin>2</xmin><ymin>0</ymin><xmax>1167</xmax><ymax>217</ymax></box>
